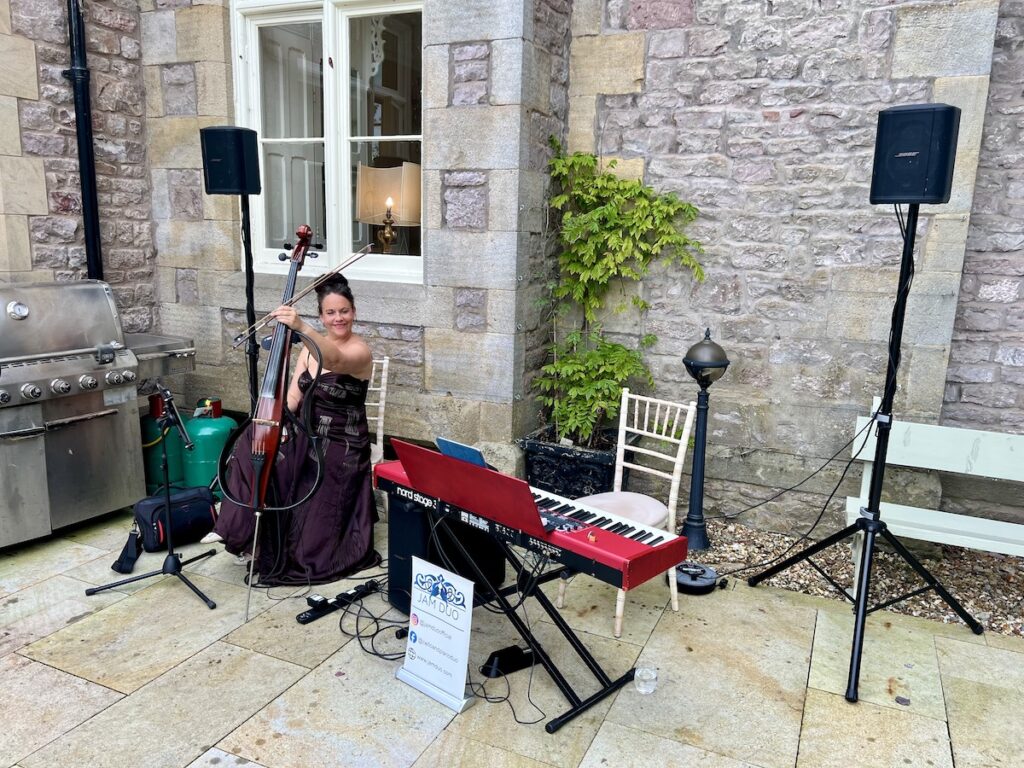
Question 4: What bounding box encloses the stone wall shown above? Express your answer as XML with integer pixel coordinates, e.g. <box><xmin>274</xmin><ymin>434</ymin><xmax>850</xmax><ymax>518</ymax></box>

<box><xmin>567</xmin><ymin>0</ymin><xmax>1004</xmax><ymax>533</ymax></box>
<box><xmin>943</xmin><ymin>0</ymin><xmax>1024</xmax><ymax>434</ymax></box>
<box><xmin>1</xmin><ymin>0</ymin><xmax>153</xmax><ymax>332</ymax></box>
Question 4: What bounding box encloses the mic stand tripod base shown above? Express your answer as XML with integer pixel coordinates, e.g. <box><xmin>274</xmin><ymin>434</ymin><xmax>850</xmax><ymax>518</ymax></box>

<box><xmin>85</xmin><ymin>392</ymin><xmax>217</xmax><ymax>610</ymax></box>
<box><xmin>86</xmin><ymin>549</ymin><xmax>218</xmax><ymax>609</ymax></box>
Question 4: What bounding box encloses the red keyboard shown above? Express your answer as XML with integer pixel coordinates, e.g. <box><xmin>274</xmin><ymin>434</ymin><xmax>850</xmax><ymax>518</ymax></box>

<box><xmin>375</xmin><ymin>460</ymin><xmax>688</xmax><ymax>591</ymax></box>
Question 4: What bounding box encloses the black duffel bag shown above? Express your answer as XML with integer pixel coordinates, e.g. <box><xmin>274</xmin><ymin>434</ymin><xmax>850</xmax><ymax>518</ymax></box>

<box><xmin>111</xmin><ymin>486</ymin><xmax>217</xmax><ymax>573</ymax></box>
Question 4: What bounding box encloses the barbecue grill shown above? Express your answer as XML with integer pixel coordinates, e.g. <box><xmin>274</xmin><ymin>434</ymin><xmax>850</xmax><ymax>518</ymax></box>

<box><xmin>0</xmin><ymin>281</ymin><xmax>194</xmax><ymax>548</ymax></box>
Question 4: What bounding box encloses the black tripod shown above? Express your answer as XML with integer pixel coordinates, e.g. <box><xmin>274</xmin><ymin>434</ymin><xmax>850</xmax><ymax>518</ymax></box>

<box><xmin>87</xmin><ymin>384</ymin><xmax>217</xmax><ymax>609</ymax></box>
<box><xmin>748</xmin><ymin>204</ymin><xmax>982</xmax><ymax>702</ymax></box>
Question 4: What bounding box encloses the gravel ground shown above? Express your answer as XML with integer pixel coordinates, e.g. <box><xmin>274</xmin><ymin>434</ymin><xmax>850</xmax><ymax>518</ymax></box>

<box><xmin>698</xmin><ymin>518</ymin><xmax>1024</xmax><ymax>637</ymax></box>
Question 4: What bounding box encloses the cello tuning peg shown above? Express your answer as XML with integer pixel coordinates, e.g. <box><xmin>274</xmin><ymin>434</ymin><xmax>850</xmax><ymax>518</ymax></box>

<box><xmin>283</xmin><ymin>242</ymin><xmax>292</xmax><ymax>250</ymax></box>
<box><xmin>313</xmin><ymin>243</ymin><xmax>324</xmax><ymax>250</ymax></box>
<box><xmin>278</xmin><ymin>252</ymin><xmax>289</xmax><ymax>262</ymax></box>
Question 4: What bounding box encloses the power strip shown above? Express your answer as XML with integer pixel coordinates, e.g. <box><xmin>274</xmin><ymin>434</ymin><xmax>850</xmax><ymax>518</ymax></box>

<box><xmin>296</xmin><ymin>580</ymin><xmax>379</xmax><ymax>625</ymax></box>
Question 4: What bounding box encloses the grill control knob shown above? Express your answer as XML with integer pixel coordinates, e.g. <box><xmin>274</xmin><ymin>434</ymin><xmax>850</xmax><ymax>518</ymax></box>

<box><xmin>105</xmin><ymin>371</ymin><xmax>124</xmax><ymax>385</ymax></box>
<box><xmin>50</xmin><ymin>379</ymin><xmax>72</xmax><ymax>395</ymax></box>
<box><xmin>20</xmin><ymin>383</ymin><xmax>42</xmax><ymax>400</ymax></box>
<box><xmin>78</xmin><ymin>375</ymin><xmax>98</xmax><ymax>390</ymax></box>
<box><xmin>0</xmin><ymin>390</ymin><xmax>9</xmax><ymax>405</ymax></box>
<box><xmin>121</xmin><ymin>370</ymin><xmax>137</xmax><ymax>383</ymax></box>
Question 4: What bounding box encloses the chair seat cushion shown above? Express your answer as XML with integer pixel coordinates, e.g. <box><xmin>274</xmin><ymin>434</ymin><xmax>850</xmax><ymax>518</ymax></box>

<box><xmin>574</xmin><ymin>491</ymin><xmax>669</xmax><ymax>529</ymax></box>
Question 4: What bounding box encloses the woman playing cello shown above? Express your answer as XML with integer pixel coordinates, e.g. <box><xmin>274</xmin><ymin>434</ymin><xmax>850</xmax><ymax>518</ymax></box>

<box><xmin>212</xmin><ymin>274</ymin><xmax>379</xmax><ymax>585</ymax></box>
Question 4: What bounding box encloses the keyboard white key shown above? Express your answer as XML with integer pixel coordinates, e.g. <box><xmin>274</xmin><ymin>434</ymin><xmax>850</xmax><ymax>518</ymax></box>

<box><xmin>531</xmin><ymin>487</ymin><xmax>677</xmax><ymax>547</ymax></box>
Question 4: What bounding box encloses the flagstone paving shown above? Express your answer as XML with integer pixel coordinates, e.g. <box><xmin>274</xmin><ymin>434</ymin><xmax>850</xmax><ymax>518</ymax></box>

<box><xmin>0</xmin><ymin>513</ymin><xmax>1020</xmax><ymax>768</ymax></box>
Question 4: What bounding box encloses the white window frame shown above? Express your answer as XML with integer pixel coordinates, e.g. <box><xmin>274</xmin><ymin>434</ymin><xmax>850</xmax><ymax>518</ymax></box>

<box><xmin>230</xmin><ymin>0</ymin><xmax>424</xmax><ymax>283</ymax></box>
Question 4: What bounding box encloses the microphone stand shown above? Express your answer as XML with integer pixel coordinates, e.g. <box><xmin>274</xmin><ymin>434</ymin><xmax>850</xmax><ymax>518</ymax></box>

<box><xmin>87</xmin><ymin>383</ymin><xmax>218</xmax><ymax>608</ymax></box>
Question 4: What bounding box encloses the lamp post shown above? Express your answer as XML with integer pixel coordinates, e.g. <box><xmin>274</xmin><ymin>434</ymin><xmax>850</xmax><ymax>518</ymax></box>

<box><xmin>682</xmin><ymin>329</ymin><xmax>730</xmax><ymax>552</ymax></box>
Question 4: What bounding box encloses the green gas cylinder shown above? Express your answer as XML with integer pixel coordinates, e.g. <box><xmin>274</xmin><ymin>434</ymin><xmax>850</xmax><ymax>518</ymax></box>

<box><xmin>140</xmin><ymin>393</ymin><xmax>189</xmax><ymax>494</ymax></box>
<box><xmin>182</xmin><ymin>397</ymin><xmax>237</xmax><ymax>498</ymax></box>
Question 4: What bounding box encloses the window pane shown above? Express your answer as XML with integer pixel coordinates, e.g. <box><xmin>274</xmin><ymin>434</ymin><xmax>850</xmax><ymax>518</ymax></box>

<box><xmin>260</xmin><ymin>23</ymin><xmax>323</xmax><ymax>139</ymax></box>
<box><xmin>349</xmin><ymin>13</ymin><xmax>422</xmax><ymax>138</ymax></box>
<box><xmin>351</xmin><ymin>140</ymin><xmax>421</xmax><ymax>256</ymax></box>
<box><xmin>263</xmin><ymin>142</ymin><xmax>327</xmax><ymax>250</ymax></box>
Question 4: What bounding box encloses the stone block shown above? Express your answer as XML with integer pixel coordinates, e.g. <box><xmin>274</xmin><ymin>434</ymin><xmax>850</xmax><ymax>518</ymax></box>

<box><xmin>0</xmin><ymin>213</ymin><xmax>29</xmax><ymax>271</ymax></box>
<box><xmin>486</xmin><ymin>287</ymin><xmax>518</xmax><ymax>335</ymax></box>
<box><xmin>492</xmin><ymin>38</ymin><xmax>550</xmax><ymax>114</ymax></box>
<box><xmin>159</xmin><ymin>302</ymin><xmax>223</xmax><ymax>365</ymax></box>
<box><xmin>0</xmin><ymin>0</ymin><xmax>9</xmax><ymax>35</ymax></box>
<box><xmin>176</xmin><ymin>5</ymin><xmax>230</xmax><ymax>63</ymax></box>
<box><xmin>486</xmin><ymin>170</ymin><xmax>521</xmax><ymax>232</ymax></box>
<box><xmin>148</xmin><ymin>115</ymin><xmax>220</xmax><ymax>168</ymax></box>
<box><xmin>921</xmin><ymin>213</ymin><xmax>970</xmax><ymax>272</ymax></box>
<box><xmin>195</xmin><ymin>61</ymin><xmax>231</xmax><ymax>117</ymax></box>
<box><xmin>567</xmin><ymin>94</ymin><xmax>596</xmax><ymax>153</ymax></box>
<box><xmin>571</xmin><ymin>0</ymin><xmax>603</xmax><ymax>36</ymax></box>
<box><xmin>0</xmin><ymin>33</ymin><xmax>37</xmax><ymax>99</ymax></box>
<box><xmin>923</xmin><ymin>76</ymin><xmax>991</xmax><ymax>215</ymax></box>
<box><xmin>140</xmin><ymin>10</ymin><xmax>177</xmax><ymax>65</ymax></box>
<box><xmin>569</xmin><ymin>32</ymin><xmax>644</xmax><ymax>97</ymax></box>
<box><xmin>202</xmin><ymin>191</ymin><xmax>237</xmax><ymax>222</ymax></box>
<box><xmin>422</xmin><ymin>44</ymin><xmax>448</xmax><ymax>111</ymax></box>
<box><xmin>0</xmin><ymin>94</ymin><xmax>19</xmax><ymax>155</ymax></box>
<box><xmin>0</xmin><ymin>156</ymin><xmax>46</xmax><ymax>214</ymax></box>
<box><xmin>143</xmin><ymin>65</ymin><xmax>163</xmax><ymax>117</ymax></box>
<box><xmin>891</xmin><ymin>1</ymin><xmax>998</xmax><ymax>78</ymax></box>
<box><xmin>904</xmin><ymin>344</ymin><xmax>952</xmax><ymax>418</ymax></box>
<box><xmin>443</xmin><ymin>184</ymin><xmax>487</xmax><ymax>230</ymax></box>
<box><xmin>383</xmin><ymin>387</ymin><xmax>483</xmax><ymax>444</ymax></box>
<box><xmin>151</xmin><ymin>168</ymin><xmax>170</xmax><ymax>220</ymax></box>
<box><xmin>424</xmin><ymin>106</ymin><xmax>522</xmax><ymax>169</ymax></box>
<box><xmin>424</xmin><ymin>328</ymin><xmax>515</xmax><ymax>401</ymax></box>
<box><xmin>599</xmin><ymin>156</ymin><xmax>645</xmax><ymax>180</ymax></box>
<box><xmin>423</xmin><ymin>0</ymin><xmax>526</xmax><ymax>46</ymax></box>
<box><xmin>423</xmin><ymin>229</ymin><xmax>519</xmax><ymax>289</ymax></box>
<box><xmin>155</xmin><ymin>218</ymin><xmax>240</xmax><ymax>270</ymax></box>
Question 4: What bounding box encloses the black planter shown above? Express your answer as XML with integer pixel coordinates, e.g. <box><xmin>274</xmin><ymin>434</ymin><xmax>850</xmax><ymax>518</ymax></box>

<box><xmin>519</xmin><ymin>426</ymin><xmax>629</xmax><ymax>499</ymax></box>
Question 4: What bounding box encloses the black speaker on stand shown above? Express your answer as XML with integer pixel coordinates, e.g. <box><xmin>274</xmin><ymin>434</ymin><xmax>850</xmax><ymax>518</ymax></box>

<box><xmin>200</xmin><ymin>126</ymin><xmax>262</xmax><ymax>413</ymax></box>
<box><xmin>749</xmin><ymin>103</ymin><xmax>982</xmax><ymax>703</ymax></box>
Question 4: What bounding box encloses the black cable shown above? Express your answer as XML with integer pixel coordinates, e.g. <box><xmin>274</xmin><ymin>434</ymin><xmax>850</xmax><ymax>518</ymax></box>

<box><xmin>706</xmin><ymin>413</ymin><xmax>876</xmax><ymax>522</ymax></box>
<box><xmin>715</xmin><ymin>415</ymin><xmax>876</xmax><ymax>582</ymax></box>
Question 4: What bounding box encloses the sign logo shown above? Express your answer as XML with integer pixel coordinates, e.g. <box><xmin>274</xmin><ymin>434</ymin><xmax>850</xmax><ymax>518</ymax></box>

<box><xmin>414</xmin><ymin>572</ymin><xmax>467</xmax><ymax>609</ymax></box>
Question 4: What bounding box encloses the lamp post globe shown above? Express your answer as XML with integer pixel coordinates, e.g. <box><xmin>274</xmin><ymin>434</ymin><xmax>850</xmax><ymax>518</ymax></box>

<box><xmin>681</xmin><ymin>329</ymin><xmax>729</xmax><ymax>554</ymax></box>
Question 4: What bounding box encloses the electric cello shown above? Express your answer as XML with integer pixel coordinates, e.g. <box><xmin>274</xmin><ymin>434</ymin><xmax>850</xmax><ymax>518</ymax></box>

<box><xmin>219</xmin><ymin>225</ymin><xmax>322</xmax><ymax>618</ymax></box>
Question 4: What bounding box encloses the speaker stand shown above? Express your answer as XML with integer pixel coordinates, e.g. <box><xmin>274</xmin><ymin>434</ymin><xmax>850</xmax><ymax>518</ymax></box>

<box><xmin>747</xmin><ymin>203</ymin><xmax>982</xmax><ymax>702</ymax></box>
<box><xmin>240</xmin><ymin>194</ymin><xmax>259</xmax><ymax>413</ymax></box>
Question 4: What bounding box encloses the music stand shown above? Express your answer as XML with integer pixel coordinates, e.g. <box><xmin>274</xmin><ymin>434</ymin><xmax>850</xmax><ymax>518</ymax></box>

<box><xmin>87</xmin><ymin>384</ymin><xmax>217</xmax><ymax>608</ymax></box>
<box><xmin>748</xmin><ymin>204</ymin><xmax>982</xmax><ymax>701</ymax></box>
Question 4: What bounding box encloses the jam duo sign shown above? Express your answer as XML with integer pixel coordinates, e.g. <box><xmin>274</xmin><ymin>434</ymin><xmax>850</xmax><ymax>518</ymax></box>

<box><xmin>396</xmin><ymin>555</ymin><xmax>476</xmax><ymax>713</ymax></box>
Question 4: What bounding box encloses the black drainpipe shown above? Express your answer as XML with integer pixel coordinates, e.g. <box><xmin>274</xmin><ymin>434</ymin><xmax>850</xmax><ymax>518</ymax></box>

<box><xmin>62</xmin><ymin>0</ymin><xmax>103</xmax><ymax>280</ymax></box>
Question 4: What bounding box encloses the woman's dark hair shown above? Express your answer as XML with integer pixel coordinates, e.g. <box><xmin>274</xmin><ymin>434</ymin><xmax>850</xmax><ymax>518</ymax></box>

<box><xmin>315</xmin><ymin>274</ymin><xmax>355</xmax><ymax>314</ymax></box>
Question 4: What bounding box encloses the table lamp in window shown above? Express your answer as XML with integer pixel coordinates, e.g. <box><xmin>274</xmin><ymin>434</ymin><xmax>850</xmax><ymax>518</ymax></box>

<box><xmin>355</xmin><ymin>161</ymin><xmax>421</xmax><ymax>253</ymax></box>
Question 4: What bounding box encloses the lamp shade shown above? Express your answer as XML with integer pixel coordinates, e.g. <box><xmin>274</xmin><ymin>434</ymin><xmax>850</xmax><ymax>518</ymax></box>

<box><xmin>355</xmin><ymin>162</ymin><xmax>421</xmax><ymax>226</ymax></box>
<box><xmin>683</xmin><ymin>329</ymin><xmax>730</xmax><ymax>388</ymax></box>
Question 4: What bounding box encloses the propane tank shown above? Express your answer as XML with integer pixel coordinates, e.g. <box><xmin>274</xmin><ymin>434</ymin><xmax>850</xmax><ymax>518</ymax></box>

<box><xmin>182</xmin><ymin>397</ymin><xmax>237</xmax><ymax>497</ymax></box>
<box><xmin>140</xmin><ymin>393</ymin><xmax>188</xmax><ymax>494</ymax></box>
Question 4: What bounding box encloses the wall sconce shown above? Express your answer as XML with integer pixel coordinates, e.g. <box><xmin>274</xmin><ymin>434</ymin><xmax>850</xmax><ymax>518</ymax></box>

<box><xmin>355</xmin><ymin>161</ymin><xmax>421</xmax><ymax>254</ymax></box>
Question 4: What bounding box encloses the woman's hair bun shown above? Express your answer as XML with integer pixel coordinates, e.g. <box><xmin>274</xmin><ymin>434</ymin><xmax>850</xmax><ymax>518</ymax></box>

<box><xmin>316</xmin><ymin>273</ymin><xmax>349</xmax><ymax>294</ymax></box>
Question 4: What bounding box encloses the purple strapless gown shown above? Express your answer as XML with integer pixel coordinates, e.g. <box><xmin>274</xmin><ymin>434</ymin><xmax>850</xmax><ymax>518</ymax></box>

<box><xmin>215</xmin><ymin>371</ymin><xmax>378</xmax><ymax>585</ymax></box>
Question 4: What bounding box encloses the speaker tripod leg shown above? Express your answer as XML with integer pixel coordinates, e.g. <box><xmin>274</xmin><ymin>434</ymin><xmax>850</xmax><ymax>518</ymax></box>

<box><xmin>846</xmin><ymin>521</ymin><xmax>881</xmax><ymax>702</ymax></box>
<box><xmin>748</xmin><ymin>522</ymin><xmax>860</xmax><ymax>587</ymax></box>
<box><xmin>879</xmin><ymin>528</ymin><xmax>983</xmax><ymax>635</ymax></box>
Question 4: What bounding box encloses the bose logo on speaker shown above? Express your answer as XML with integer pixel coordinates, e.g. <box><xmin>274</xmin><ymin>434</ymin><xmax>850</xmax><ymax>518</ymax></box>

<box><xmin>895</xmin><ymin>152</ymin><xmax>920</xmax><ymax>158</ymax></box>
